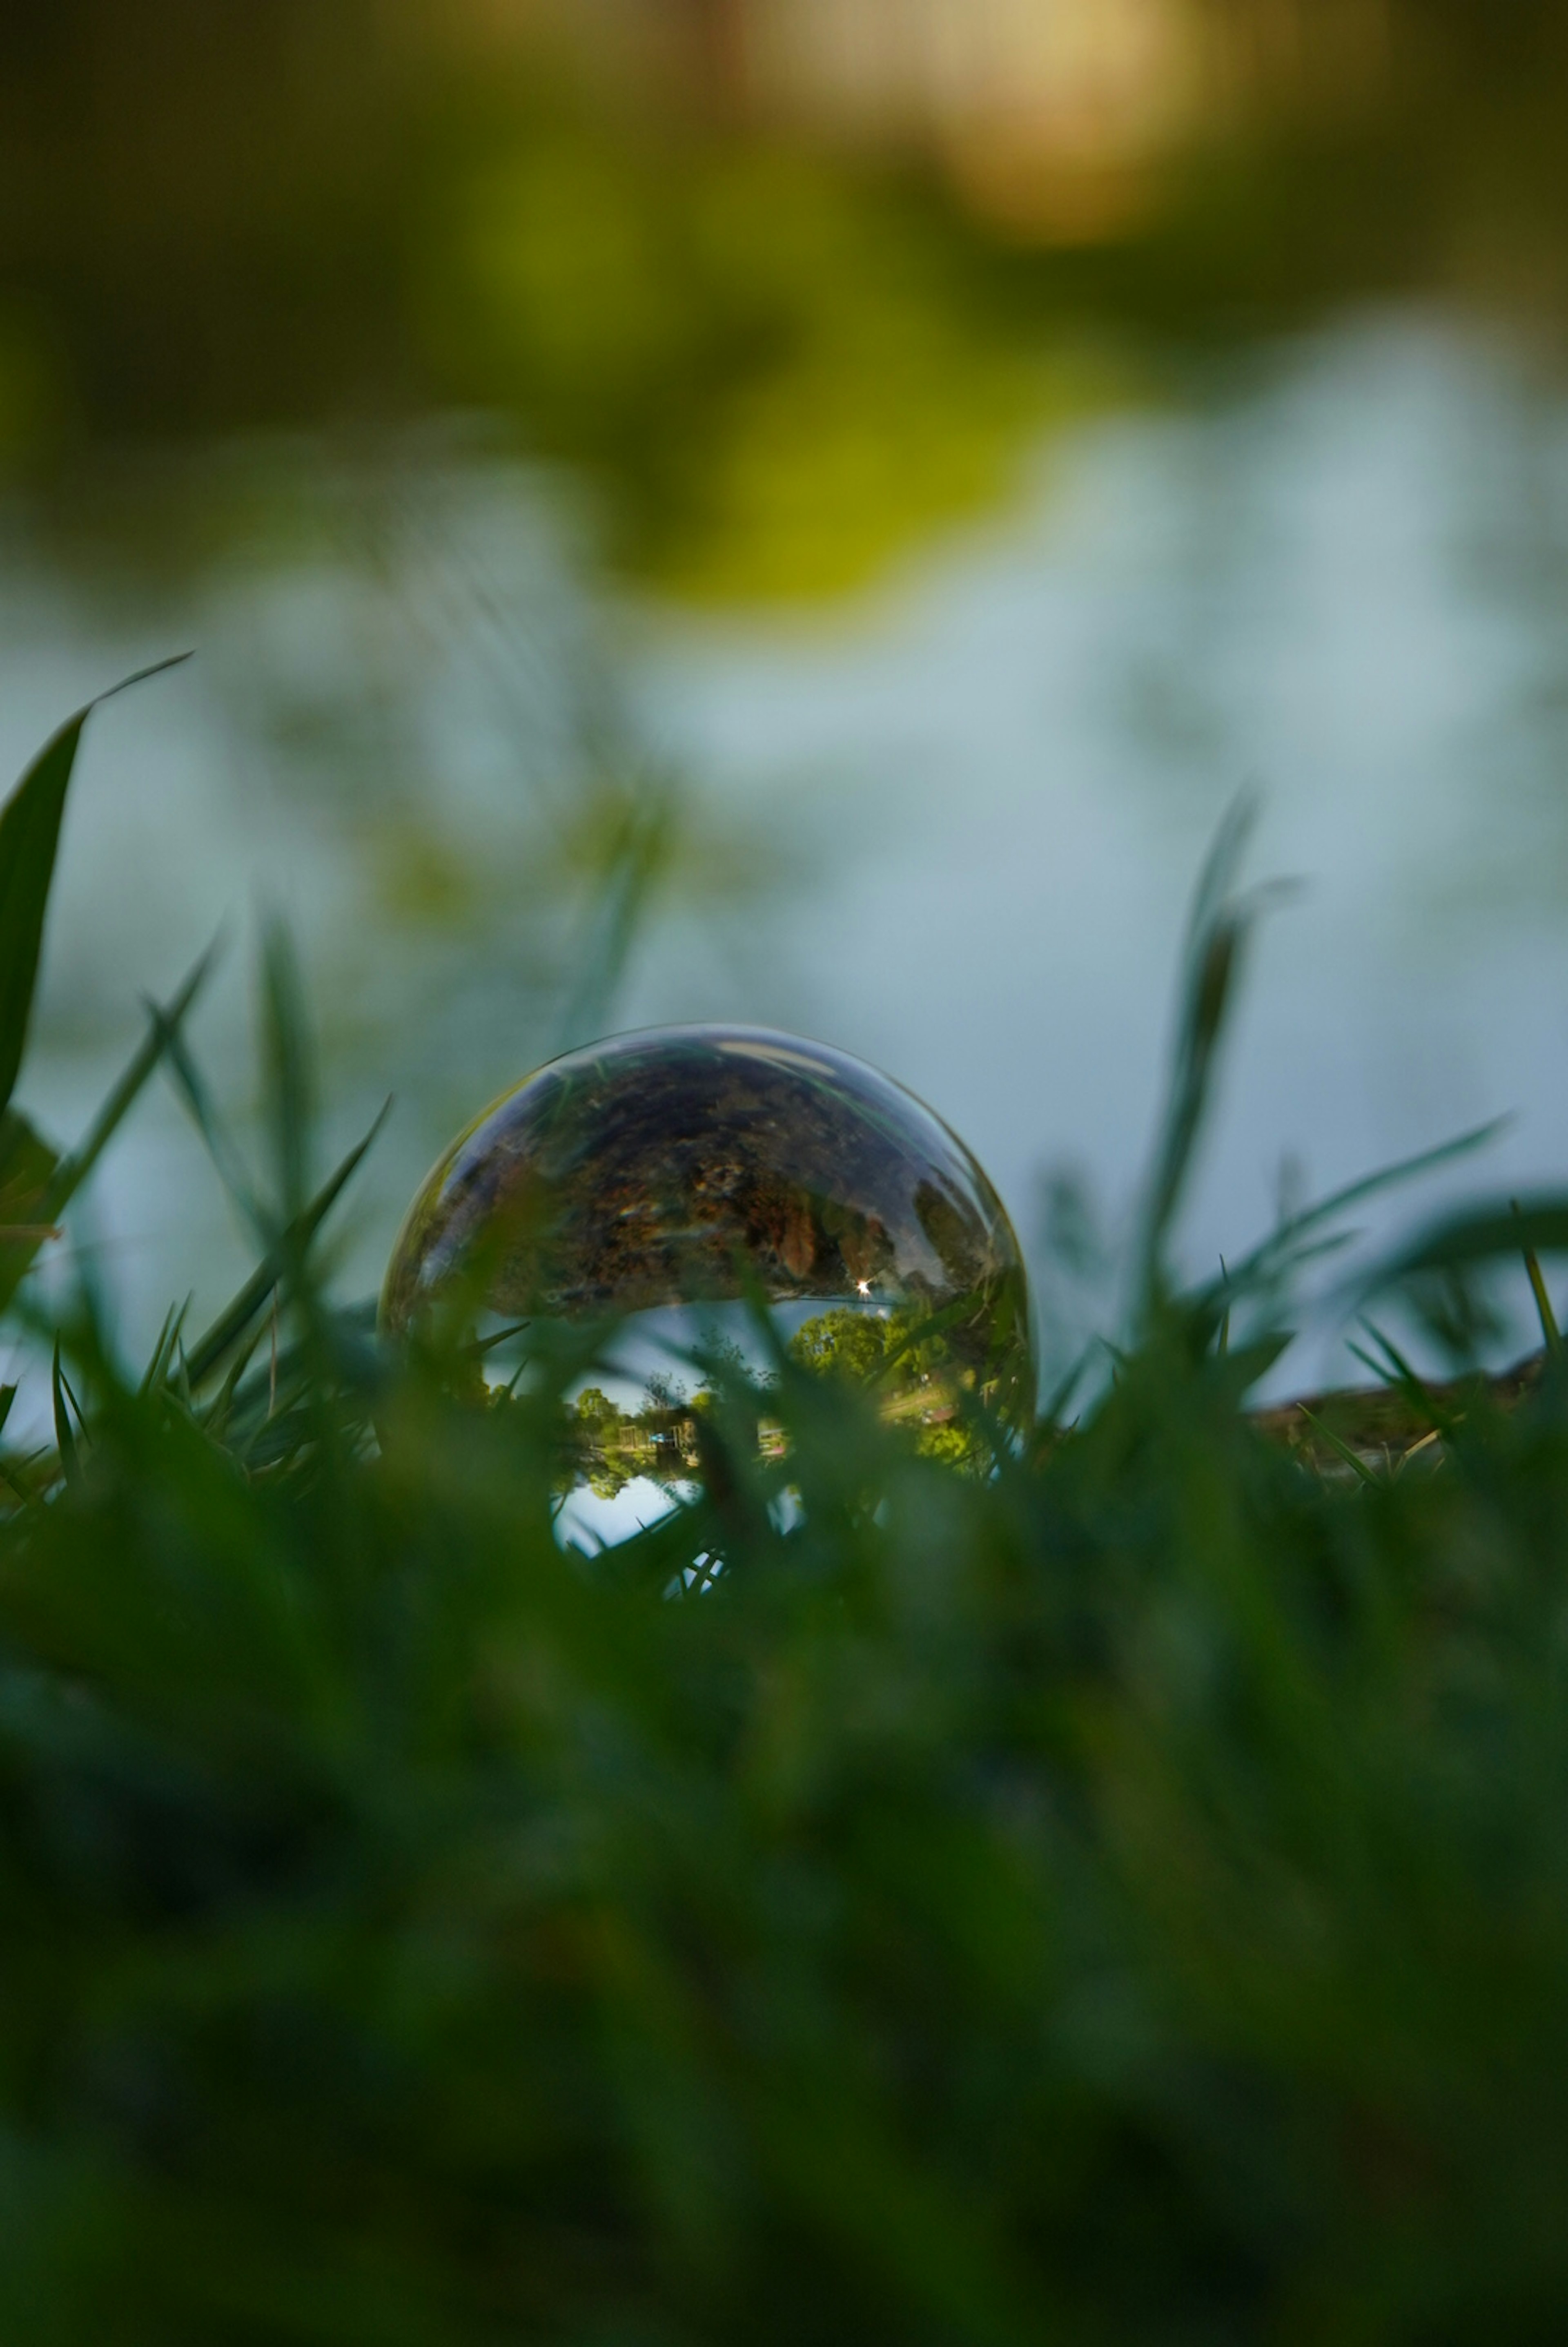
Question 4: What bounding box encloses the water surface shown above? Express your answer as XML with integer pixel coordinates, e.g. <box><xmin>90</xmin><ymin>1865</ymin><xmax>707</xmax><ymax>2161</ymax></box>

<box><xmin>5</xmin><ymin>311</ymin><xmax>1568</xmax><ymax>1391</ymax></box>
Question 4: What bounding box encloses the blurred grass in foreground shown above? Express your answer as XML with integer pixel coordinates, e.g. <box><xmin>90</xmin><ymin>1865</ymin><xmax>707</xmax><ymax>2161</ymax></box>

<box><xmin>4</xmin><ymin>691</ymin><xmax>1568</xmax><ymax>2338</ymax></box>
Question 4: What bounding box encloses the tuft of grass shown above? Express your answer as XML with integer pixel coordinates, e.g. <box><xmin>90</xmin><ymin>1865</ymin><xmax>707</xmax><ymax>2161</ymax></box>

<box><xmin>5</xmin><ymin>692</ymin><xmax>1568</xmax><ymax>2340</ymax></box>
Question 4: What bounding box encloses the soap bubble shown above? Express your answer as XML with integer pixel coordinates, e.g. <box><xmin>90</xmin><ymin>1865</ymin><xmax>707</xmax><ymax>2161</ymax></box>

<box><xmin>382</xmin><ymin>1025</ymin><xmax>1034</xmax><ymax>1535</ymax></box>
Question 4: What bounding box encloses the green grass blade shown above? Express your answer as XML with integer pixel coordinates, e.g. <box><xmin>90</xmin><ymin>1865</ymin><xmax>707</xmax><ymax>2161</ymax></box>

<box><xmin>183</xmin><ymin>1099</ymin><xmax>391</xmax><ymax>1388</ymax></box>
<box><xmin>151</xmin><ymin>1011</ymin><xmax>263</xmax><ymax>1235</ymax></box>
<box><xmin>140</xmin><ymin>1299</ymin><xmax>191</xmax><ymax>1399</ymax></box>
<box><xmin>1513</xmin><ymin>1198</ymin><xmax>1562</xmax><ymax>1357</ymax></box>
<box><xmin>1190</xmin><ymin>1118</ymin><xmax>1508</xmax><ymax>1316</ymax></box>
<box><xmin>1295</xmin><ymin>1401</ymin><xmax>1382</xmax><ymax>1488</ymax></box>
<box><xmin>199</xmin><ymin>1321</ymin><xmax>269</xmax><ymax>1442</ymax></box>
<box><xmin>49</xmin><ymin>1340</ymin><xmax>81</xmax><ymax>1489</ymax></box>
<box><xmin>1135</xmin><ymin>797</ymin><xmax>1293</xmax><ymax>1313</ymax></box>
<box><xmin>1356</xmin><ymin>1319</ymin><xmax>1463</xmax><ymax>1442</ymax></box>
<box><xmin>0</xmin><ymin>712</ymin><xmax>89</xmax><ymax>1118</ymax></box>
<box><xmin>45</xmin><ymin>943</ymin><xmax>216</xmax><ymax>1224</ymax></box>
<box><xmin>0</xmin><ymin>656</ymin><xmax>190</xmax><ymax>1119</ymax></box>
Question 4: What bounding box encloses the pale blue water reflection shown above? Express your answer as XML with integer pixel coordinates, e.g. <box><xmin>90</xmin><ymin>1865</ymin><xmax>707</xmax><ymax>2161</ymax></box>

<box><xmin>6</xmin><ymin>312</ymin><xmax>1568</xmax><ymax>1394</ymax></box>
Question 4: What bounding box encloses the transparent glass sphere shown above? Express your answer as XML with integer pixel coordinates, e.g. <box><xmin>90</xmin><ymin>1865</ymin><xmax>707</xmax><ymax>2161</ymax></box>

<box><xmin>383</xmin><ymin>1025</ymin><xmax>1034</xmax><ymax>1535</ymax></box>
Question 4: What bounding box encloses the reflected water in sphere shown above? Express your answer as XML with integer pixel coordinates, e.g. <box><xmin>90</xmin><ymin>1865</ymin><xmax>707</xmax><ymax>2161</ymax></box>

<box><xmin>382</xmin><ymin>1025</ymin><xmax>1035</xmax><ymax>1538</ymax></box>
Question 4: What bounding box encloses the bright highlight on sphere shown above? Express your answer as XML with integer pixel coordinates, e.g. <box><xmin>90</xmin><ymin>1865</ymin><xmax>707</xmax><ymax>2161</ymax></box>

<box><xmin>382</xmin><ymin>1024</ymin><xmax>1036</xmax><ymax>1455</ymax></box>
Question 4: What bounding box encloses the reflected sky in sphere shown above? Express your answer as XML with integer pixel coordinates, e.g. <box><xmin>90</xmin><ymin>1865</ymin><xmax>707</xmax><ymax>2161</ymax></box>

<box><xmin>382</xmin><ymin>1024</ymin><xmax>1036</xmax><ymax>1476</ymax></box>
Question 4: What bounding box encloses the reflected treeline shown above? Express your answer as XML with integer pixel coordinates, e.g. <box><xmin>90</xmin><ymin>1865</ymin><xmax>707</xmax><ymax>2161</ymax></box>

<box><xmin>566</xmin><ymin>1296</ymin><xmax>1007</xmax><ymax>1499</ymax></box>
<box><xmin>2</xmin><ymin>1</ymin><xmax>1568</xmax><ymax>597</ymax></box>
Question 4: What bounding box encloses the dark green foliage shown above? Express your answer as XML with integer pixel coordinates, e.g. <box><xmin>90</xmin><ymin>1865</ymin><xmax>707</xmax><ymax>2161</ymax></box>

<box><xmin>6</xmin><ymin>1268</ymin><xmax>1568</xmax><ymax>2342</ymax></box>
<box><xmin>8</xmin><ymin>697</ymin><xmax>1568</xmax><ymax>2339</ymax></box>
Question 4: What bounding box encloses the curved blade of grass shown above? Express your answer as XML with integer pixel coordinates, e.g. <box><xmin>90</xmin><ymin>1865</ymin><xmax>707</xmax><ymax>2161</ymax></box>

<box><xmin>0</xmin><ymin>656</ymin><xmax>190</xmax><ymax>1119</ymax></box>
<box><xmin>0</xmin><ymin>716</ymin><xmax>88</xmax><ymax>1119</ymax></box>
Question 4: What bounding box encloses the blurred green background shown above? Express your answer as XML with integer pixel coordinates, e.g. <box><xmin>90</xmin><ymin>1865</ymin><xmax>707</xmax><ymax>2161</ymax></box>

<box><xmin>7</xmin><ymin>0</ymin><xmax>1568</xmax><ymax>589</ymax></box>
<box><xmin>5</xmin><ymin>0</ymin><xmax>1568</xmax><ymax>1379</ymax></box>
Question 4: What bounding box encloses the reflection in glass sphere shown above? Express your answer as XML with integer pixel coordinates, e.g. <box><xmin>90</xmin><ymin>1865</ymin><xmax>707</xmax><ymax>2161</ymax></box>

<box><xmin>382</xmin><ymin>1025</ymin><xmax>1034</xmax><ymax>1530</ymax></box>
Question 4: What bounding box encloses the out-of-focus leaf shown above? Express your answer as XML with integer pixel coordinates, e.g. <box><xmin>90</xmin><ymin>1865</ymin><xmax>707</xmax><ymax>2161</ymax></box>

<box><xmin>1356</xmin><ymin>1196</ymin><xmax>1568</xmax><ymax>1302</ymax></box>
